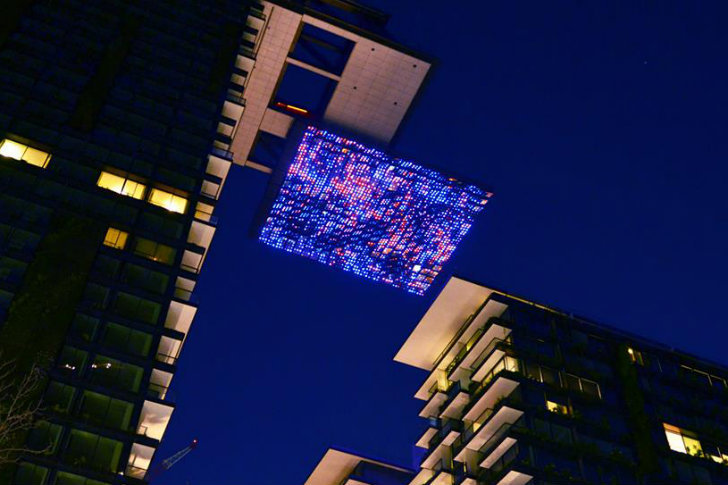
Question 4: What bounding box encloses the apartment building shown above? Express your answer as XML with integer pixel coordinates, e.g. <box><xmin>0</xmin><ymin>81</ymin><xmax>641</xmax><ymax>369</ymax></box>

<box><xmin>0</xmin><ymin>1</ymin><xmax>430</xmax><ymax>483</ymax></box>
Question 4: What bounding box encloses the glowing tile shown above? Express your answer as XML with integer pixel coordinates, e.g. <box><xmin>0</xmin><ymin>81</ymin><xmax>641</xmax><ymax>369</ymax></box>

<box><xmin>260</xmin><ymin>126</ymin><xmax>491</xmax><ymax>295</ymax></box>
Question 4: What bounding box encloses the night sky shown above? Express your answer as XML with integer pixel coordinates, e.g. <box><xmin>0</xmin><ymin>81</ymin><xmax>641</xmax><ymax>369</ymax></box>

<box><xmin>156</xmin><ymin>2</ymin><xmax>728</xmax><ymax>483</ymax></box>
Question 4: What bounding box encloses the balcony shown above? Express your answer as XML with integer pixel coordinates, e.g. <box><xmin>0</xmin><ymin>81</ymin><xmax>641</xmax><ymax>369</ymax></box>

<box><xmin>173</xmin><ymin>285</ymin><xmax>198</xmax><ymax>305</ymax></box>
<box><xmin>478</xmin><ymin>417</ymin><xmax>526</xmax><ymax>470</ymax></box>
<box><xmin>126</xmin><ymin>442</ymin><xmax>155</xmax><ymax>480</ymax></box>
<box><xmin>461</xmin><ymin>366</ymin><xmax>520</xmax><ymax>425</ymax></box>
<box><xmin>210</xmin><ymin>146</ymin><xmax>233</xmax><ymax>161</ymax></box>
<box><xmin>421</xmin><ymin>435</ymin><xmax>451</xmax><ymax>469</ymax></box>
<box><xmin>148</xmin><ymin>368</ymin><xmax>174</xmax><ymax>402</ymax></box>
<box><xmin>136</xmin><ymin>400</ymin><xmax>174</xmax><ymax>440</ymax></box>
<box><xmin>200</xmin><ymin>175</ymin><xmax>223</xmax><ymax>200</ymax></box>
<box><xmin>156</xmin><ymin>335</ymin><xmax>182</xmax><ymax>366</ymax></box>
<box><xmin>439</xmin><ymin>381</ymin><xmax>470</xmax><ymax>420</ymax></box>
<box><xmin>416</xmin><ymin>423</ymin><xmax>438</xmax><ymax>449</ymax></box>
<box><xmin>226</xmin><ymin>90</ymin><xmax>246</xmax><ymax>106</ymax></box>
<box><xmin>164</xmin><ymin>300</ymin><xmax>197</xmax><ymax>339</ymax></box>
<box><xmin>453</xmin><ymin>390</ymin><xmax>523</xmax><ymax>463</ymax></box>
<box><xmin>428</xmin><ymin>419</ymin><xmax>464</xmax><ymax>450</ymax></box>
<box><xmin>194</xmin><ymin>201</ymin><xmax>217</xmax><ymax>225</ymax></box>
<box><xmin>180</xmin><ymin>245</ymin><xmax>205</xmax><ymax>274</ymax></box>
<box><xmin>420</xmin><ymin>390</ymin><xmax>447</xmax><ymax>418</ymax></box>
<box><xmin>447</xmin><ymin>322</ymin><xmax>511</xmax><ymax>382</ymax></box>
<box><xmin>187</xmin><ymin>219</ymin><xmax>216</xmax><ymax>261</ymax></box>
<box><xmin>424</xmin><ymin>469</ymin><xmax>454</xmax><ymax>485</ymax></box>
<box><xmin>206</xmin><ymin>151</ymin><xmax>232</xmax><ymax>179</ymax></box>
<box><xmin>471</xmin><ymin>337</ymin><xmax>512</xmax><ymax>383</ymax></box>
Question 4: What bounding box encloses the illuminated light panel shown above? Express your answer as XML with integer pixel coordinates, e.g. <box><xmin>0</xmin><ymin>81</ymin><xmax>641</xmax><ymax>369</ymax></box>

<box><xmin>0</xmin><ymin>139</ymin><xmax>51</xmax><ymax>168</ymax></box>
<box><xmin>148</xmin><ymin>188</ymin><xmax>188</xmax><ymax>214</ymax></box>
<box><xmin>275</xmin><ymin>101</ymin><xmax>310</xmax><ymax>116</ymax></box>
<box><xmin>260</xmin><ymin>126</ymin><xmax>491</xmax><ymax>295</ymax></box>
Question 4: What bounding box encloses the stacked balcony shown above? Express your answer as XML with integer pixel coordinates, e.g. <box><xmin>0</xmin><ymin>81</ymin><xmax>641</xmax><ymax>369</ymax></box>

<box><xmin>411</xmin><ymin>297</ymin><xmax>535</xmax><ymax>485</ymax></box>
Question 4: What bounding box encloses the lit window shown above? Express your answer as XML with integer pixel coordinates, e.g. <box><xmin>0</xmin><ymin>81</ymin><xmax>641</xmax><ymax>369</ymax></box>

<box><xmin>664</xmin><ymin>423</ymin><xmax>702</xmax><ymax>456</ymax></box>
<box><xmin>709</xmin><ymin>452</ymin><xmax>728</xmax><ymax>464</ymax></box>
<box><xmin>148</xmin><ymin>188</ymin><xmax>187</xmax><ymax>214</ymax></box>
<box><xmin>627</xmin><ymin>346</ymin><xmax>644</xmax><ymax>365</ymax></box>
<box><xmin>546</xmin><ymin>400</ymin><xmax>569</xmax><ymax>415</ymax></box>
<box><xmin>504</xmin><ymin>355</ymin><xmax>519</xmax><ymax>372</ymax></box>
<box><xmin>97</xmin><ymin>171</ymin><xmax>146</xmax><ymax>200</ymax></box>
<box><xmin>103</xmin><ymin>228</ymin><xmax>129</xmax><ymax>250</ymax></box>
<box><xmin>0</xmin><ymin>139</ymin><xmax>51</xmax><ymax>168</ymax></box>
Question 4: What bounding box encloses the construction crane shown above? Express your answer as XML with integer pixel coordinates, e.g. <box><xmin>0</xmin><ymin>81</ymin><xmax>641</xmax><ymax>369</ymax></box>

<box><xmin>147</xmin><ymin>439</ymin><xmax>198</xmax><ymax>481</ymax></box>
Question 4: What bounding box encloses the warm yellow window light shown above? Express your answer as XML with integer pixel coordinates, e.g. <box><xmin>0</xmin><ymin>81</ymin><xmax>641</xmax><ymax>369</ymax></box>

<box><xmin>0</xmin><ymin>139</ymin><xmax>51</xmax><ymax>168</ymax></box>
<box><xmin>97</xmin><ymin>171</ymin><xmax>146</xmax><ymax>200</ymax></box>
<box><xmin>546</xmin><ymin>400</ymin><xmax>569</xmax><ymax>415</ymax></box>
<box><xmin>148</xmin><ymin>188</ymin><xmax>187</xmax><ymax>214</ymax></box>
<box><xmin>0</xmin><ymin>140</ymin><xmax>24</xmax><ymax>159</ymax></box>
<box><xmin>627</xmin><ymin>346</ymin><xmax>644</xmax><ymax>365</ymax></box>
<box><xmin>710</xmin><ymin>453</ymin><xmax>728</xmax><ymax>464</ymax></box>
<box><xmin>664</xmin><ymin>423</ymin><xmax>703</xmax><ymax>456</ymax></box>
<box><xmin>103</xmin><ymin>228</ymin><xmax>129</xmax><ymax>250</ymax></box>
<box><xmin>684</xmin><ymin>435</ymin><xmax>703</xmax><ymax>457</ymax></box>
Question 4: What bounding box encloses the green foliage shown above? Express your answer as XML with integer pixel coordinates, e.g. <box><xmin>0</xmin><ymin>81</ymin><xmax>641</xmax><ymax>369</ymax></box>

<box><xmin>0</xmin><ymin>212</ymin><xmax>103</xmax><ymax>370</ymax></box>
<box><xmin>69</xmin><ymin>14</ymin><xmax>140</xmax><ymax>131</ymax></box>
<box><xmin>0</xmin><ymin>212</ymin><xmax>102</xmax><ymax>476</ymax></box>
<box><xmin>614</xmin><ymin>343</ymin><xmax>659</xmax><ymax>477</ymax></box>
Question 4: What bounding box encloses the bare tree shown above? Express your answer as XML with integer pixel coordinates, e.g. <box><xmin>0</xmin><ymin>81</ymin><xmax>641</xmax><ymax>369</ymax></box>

<box><xmin>0</xmin><ymin>356</ymin><xmax>47</xmax><ymax>465</ymax></box>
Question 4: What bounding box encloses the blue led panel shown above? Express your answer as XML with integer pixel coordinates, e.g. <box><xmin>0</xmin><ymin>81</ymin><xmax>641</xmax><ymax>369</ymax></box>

<box><xmin>260</xmin><ymin>126</ymin><xmax>491</xmax><ymax>295</ymax></box>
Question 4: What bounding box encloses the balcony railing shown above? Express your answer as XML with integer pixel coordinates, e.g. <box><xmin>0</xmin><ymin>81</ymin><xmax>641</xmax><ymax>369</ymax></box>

<box><xmin>465</xmin><ymin>353</ymin><xmax>519</xmax><ymax>411</ymax></box>
<box><xmin>226</xmin><ymin>91</ymin><xmax>246</xmax><ymax>106</ymax></box>
<box><xmin>452</xmin><ymin>394</ymin><xmax>522</xmax><ymax>457</ymax></box>
<box><xmin>173</xmin><ymin>286</ymin><xmax>198</xmax><ymax>304</ymax></box>
<box><xmin>125</xmin><ymin>464</ymin><xmax>148</xmax><ymax>479</ymax></box>
<box><xmin>210</xmin><ymin>146</ymin><xmax>233</xmax><ymax>161</ymax></box>
<box><xmin>470</xmin><ymin>337</ymin><xmax>513</xmax><ymax>378</ymax></box>
<box><xmin>428</xmin><ymin>418</ymin><xmax>464</xmax><ymax>450</ymax></box>
<box><xmin>446</xmin><ymin>327</ymin><xmax>486</xmax><ymax>377</ymax></box>
<box><xmin>147</xmin><ymin>383</ymin><xmax>174</xmax><ymax>402</ymax></box>
<box><xmin>155</xmin><ymin>352</ymin><xmax>178</xmax><ymax>365</ymax></box>
<box><xmin>478</xmin><ymin>416</ymin><xmax>525</xmax><ymax>464</ymax></box>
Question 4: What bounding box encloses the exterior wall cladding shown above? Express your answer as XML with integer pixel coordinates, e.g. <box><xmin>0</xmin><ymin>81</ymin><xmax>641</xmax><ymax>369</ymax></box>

<box><xmin>0</xmin><ymin>0</ymin><xmax>252</xmax><ymax>483</ymax></box>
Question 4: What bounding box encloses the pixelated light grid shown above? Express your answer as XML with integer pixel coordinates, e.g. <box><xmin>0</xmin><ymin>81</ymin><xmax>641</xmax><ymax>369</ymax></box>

<box><xmin>260</xmin><ymin>126</ymin><xmax>491</xmax><ymax>295</ymax></box>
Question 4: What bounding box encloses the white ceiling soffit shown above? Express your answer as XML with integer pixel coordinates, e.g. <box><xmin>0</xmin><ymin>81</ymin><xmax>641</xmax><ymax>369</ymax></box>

<box><xmin>303</xmin><ymin>15</ymin><xmax>431</xmax><ymax>144</ymax></box>
<box><xmin>394</xmin><ymin>277</ymin><xmax>493</xmax><ymax>371</ymax></box>
<box><xmin>304</xmin><ymin>448</ymin><xmax>410</xmax><ymax>485</ymax></box>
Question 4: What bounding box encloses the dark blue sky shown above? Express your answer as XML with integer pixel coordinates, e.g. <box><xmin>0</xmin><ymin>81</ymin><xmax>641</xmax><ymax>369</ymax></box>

<box><xmin>157</xmin><ymin>2</ymin><xmax>728</xmax><ymax>482</ymax></box>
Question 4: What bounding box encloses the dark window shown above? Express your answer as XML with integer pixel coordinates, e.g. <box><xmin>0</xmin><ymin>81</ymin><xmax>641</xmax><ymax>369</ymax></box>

<box><xmin>101</xmin><ymin>322</ymin><xmax>152</xmax><ymax>357</ymax></box>
<box><xmin>44</xmin><ymin>382</ymin><xmax>76</xmax><ymax>414</ymax></box>
<box><xmin>122</xmin><ymin>263</ymin><xmax>169</xmax><ymax>294</ymax></box>
<box><xmin>111</xmin><ymin>292</ymin><xmax>161</xmax><ymax>325</ymax></box>
<box><xmin>88</xmin><ymin>355</ymin><xmax>143</xmax><ymax>393</ymax></box>
<box><xmin>57</xmin><ymin>346</ymin><xmax>87</xmax><ymax>376</ymax></box>
<box><xmin>26</xmin><ymin>421</ymin><xmax>62</xmax><ymax>453</ymax></box>
<box><xmin>14</xmin><ymin>463</ymin><xmax>49</xmax><ymax>485</ymax></box>
<box><xmin>69</xmin><ymin>314</ymin><xmax>99</xmax><ymax>342</ymax></box>
<box><xmin>62</xmin><ymin>429</ymin><xmax>123</xmax><ymax>473</ymax></box>
<box><xmin>78</xmin><ymin>391</ymin><xmax>133</xmax><ymax>431</ymax></box>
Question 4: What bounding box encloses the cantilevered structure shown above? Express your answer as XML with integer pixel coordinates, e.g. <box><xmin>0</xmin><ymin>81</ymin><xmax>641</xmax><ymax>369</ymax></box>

<box><xmin>305</xmin><ymin>448</ymin><xmax>413</xmax><ymax>485</ymax></box>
